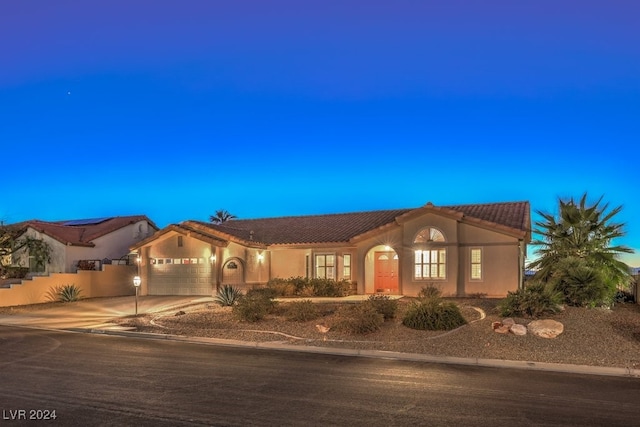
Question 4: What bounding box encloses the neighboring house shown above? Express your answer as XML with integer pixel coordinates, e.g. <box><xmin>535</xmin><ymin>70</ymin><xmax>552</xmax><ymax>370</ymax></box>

<box><xmin>131</xmin><ymin>201</ymin><xmax>531</xmax><ymax>298</ymax></box>
<box><xmin>10</xmin><ymin>216</ymin><xmax>158</xmax><ymax>275</ymax></box>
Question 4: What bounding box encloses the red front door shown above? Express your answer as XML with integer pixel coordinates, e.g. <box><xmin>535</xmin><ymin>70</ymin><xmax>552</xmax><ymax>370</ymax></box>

<box><xmin>374</xmin><ymin>251</ymin><xmax>398</xmax><ymax>293</ymax></box>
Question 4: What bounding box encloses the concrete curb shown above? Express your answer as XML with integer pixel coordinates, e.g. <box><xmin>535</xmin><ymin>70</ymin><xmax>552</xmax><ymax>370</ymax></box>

<box><xmin>72</xmin><ymin>327</ymin><xmax>639</xmax><ymax>379</ymax></box>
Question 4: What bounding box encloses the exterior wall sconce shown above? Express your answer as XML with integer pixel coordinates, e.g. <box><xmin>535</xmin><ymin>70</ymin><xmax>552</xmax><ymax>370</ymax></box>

<box><xmin>210</xmin><ymin>254</ymin><xmax>216</xmax><ymax>263</ymax></box>
<box><xmin>257</xmin><ymin>253</ymin><xmax>264</xmax><ymax>262</ymax></box>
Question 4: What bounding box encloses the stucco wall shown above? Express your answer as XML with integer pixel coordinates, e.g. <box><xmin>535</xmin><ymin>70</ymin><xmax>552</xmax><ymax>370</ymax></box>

<box><xmin>13</xmin><ymin>229</ymin><xmax>67</xmax><ymax>274</ymax></box>
<box><xmin>0</xmin><ymin>265</ymin><xmax>136</xmax><ymax>307</ymax></box>
<box><xmin>355</xmin><ymin>213</ymin><xmax>524</xmax><ymax>298</ymax></box>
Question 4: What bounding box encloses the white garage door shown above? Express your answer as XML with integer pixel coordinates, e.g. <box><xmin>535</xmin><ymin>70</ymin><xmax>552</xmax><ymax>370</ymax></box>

<box><xmin>148</xmin><ymin>260</ymin><xmax>213</xmax><ymax>296</ymax></box>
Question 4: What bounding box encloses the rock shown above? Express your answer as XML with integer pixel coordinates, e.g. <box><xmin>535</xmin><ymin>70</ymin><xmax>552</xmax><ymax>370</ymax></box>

<box><xmin>502</xmin><ymin>318</ymin><xmax>516</xmax><ymax>327</ymax></box>
<box><xmin>175</xmin><ymin>310</ymin><xmax>186</xmax><ymax>316</ymax></box>
<box><xmin>527</xmin><ymin>319</ymin><xmax>564</xmax><ymax>338</ymax></box>
<box><xmin>494</xmin><ymin>325</ymin><xmax>511</xmax><ymax>334</ymax></box>
<box><xmin>491</xmin><ymin>321</ymin><xmax>502</xmax><ymax>330</ymax></box>
<box><xmin>510</xmin><ymin>324</ymin><xmax>527</xmax><ymax>336</ymax></box>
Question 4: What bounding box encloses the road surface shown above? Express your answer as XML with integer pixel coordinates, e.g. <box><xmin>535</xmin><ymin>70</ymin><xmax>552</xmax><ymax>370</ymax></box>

<box><xmin>1</xmin><ymin>325</ymin><xmax>639</xmax><ymax>426</ymax></box>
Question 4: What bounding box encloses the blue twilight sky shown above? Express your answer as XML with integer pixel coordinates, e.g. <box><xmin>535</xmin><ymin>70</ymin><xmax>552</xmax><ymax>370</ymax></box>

<box><xmin>1</xmin><ymin>1</ymin><xmax>639</xmax><ymax>266</ymax></box>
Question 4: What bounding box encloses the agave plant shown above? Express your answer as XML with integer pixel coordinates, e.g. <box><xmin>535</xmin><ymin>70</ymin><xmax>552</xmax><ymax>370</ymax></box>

<box><xmin>46</xmin><ymin>284</ymin><xmax>83</xmax><ymax>302</ymax></box>
<box><xmin>214</xmin><ymin>285</ymin><xmax>243</xmax><ymax>306</ymax></box>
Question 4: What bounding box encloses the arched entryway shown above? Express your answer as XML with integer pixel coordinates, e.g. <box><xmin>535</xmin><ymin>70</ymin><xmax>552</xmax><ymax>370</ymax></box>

<box><xmin>222</xmin><ymin>258</ymin><xmax>245</xmax><ymax>285</ymax></box>
<box><xmin>365</xmin><ymin>245</ymin><xmax>399</xmax><ymax>294</ymax></box>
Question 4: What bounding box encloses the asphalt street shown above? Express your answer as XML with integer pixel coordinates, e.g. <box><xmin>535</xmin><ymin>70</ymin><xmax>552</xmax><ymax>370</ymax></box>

<box><xmin>1</xmin><ymin>325</ymin><xmax>640</xmax><ymax>426</ymax></box>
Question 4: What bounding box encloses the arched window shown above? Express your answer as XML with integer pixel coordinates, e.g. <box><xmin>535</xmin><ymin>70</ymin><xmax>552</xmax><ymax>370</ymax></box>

<box><xmin>413</xmin><ymin>227</ymin><xmax>445</xmax><ymax>243</ymax></box>
<box><xmin>413</xmin><ymin>227</ymin><xmax>446</xmax><ymax>280</ymax></box>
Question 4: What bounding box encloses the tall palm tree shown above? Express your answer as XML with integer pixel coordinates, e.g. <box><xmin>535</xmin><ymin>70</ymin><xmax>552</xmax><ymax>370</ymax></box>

<box><xmin>529</xmin><ymin>193</ymin><xmax>633</xmax><ymax>287</ymax></box>
<box><xmin>209</xmin><ymin>209</ymin><xmax>237</xmax><ymax>224</ymax></box>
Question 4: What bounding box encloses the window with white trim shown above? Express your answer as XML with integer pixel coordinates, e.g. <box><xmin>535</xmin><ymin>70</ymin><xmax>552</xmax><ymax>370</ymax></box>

<box><xmin>414</xmin><ymin>249</ymin><xmax>446</xmax><ymax>279</ymax></box>
<box><xmin>343</xmin><ymin>254</ymin><xmax>351</xmax><ymax>280</ymax></box>
<box><xmin>315</xmin><ymin>254</ymin><xmax>335</xmax><ymax>279</ymax></box>
<box><xmin>470</xmin><ymin>248</ymin><xmax>482</xmax><ymax>280</ymax></box>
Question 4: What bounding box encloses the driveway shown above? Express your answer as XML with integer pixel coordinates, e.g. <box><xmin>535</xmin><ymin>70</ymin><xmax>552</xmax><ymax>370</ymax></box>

<box><xmin>0</xmin><ymin>296</ymin><xmax>212</xmax><ymax>329</ymax></box>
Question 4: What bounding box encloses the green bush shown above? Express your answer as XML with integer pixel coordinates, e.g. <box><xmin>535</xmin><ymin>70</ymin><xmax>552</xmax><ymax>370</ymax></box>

<box><xmin>334</xmin><ymin>303</ymin><xmax>384</xmax><ymax>334</ymax></box>
<box><xmin>213</xmin><ymin>285</ymin><xmax>243</xmax><ymax>307</ymax></box>
<box><xmin>266</xmin><ymin>277</ymin><xmax>352</xmax><ymax>297</ymax></box>
<box><xmin>549</xmin><ymin>257</ymin><xmax>615</xmax><ymax>307</ymax></box>
<box><xmin>308</xmin><ymin>278</ymin><xmax>351</xmax><ymax>297</ymax></box>
<box><xmin>418</xmin><ymin>285</ymin><xmax>442</xmax><ymax>301</ymax></box>
<box><xmin>284</xmin><ymin>300</ymin><xmax>319</xmax><ymax>322</ymax></box>
<box><xmin>366</xmin><ymin>294</ymin><xmax>398</xmax><ymax>320</ymax></box>
<box><xmin>498</xmin><ymin>282</ymin><xmax>563</xmax><ymax>318</ymax></box>
<box><xmin>46</xmin><ymin>284</ymin><xmax>83</xmax><ymax>302</ymax></box>
<box><xmin>402</xmin><ymin>299</ymin><xmax>466</xmax><ymax>331</ymax></box>
<box><xmin>232</xmin><ymin>289</ymin><xmax>277</xmax><ymax>322</ymax></box>
<box><xmin>266</xmin><ymin>278</ymin><xmax>297</xmax><ymax>297</ymax></box>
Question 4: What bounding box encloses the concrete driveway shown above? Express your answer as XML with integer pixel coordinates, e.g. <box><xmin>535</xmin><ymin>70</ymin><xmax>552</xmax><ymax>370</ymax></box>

<box><xmin>0</xmin><ymin>296</ymin><xmax>212</xmax><ymax>330</ymax></box>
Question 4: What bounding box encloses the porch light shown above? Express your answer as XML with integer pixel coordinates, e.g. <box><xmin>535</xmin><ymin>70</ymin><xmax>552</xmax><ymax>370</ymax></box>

<box><xmin>210</xmin><ymin>254</ymin><xmax>216</xmax><ymax>262</ymax></box>
<box><xmin>257</xmin><ymin>253</ymin><xmax>264</xmax><ymax>262</ymax></box>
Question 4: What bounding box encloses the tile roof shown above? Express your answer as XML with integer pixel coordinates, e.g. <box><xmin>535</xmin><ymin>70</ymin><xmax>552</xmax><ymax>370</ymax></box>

<box><xmin>20</xmin><ymin>215</ymin><xmax>157</xmax><ymax>247</ymax></box>
<box><xmin>184</xmin><ymin>201</ymin><xmax>530</xmax><ymax>246</ymax></box>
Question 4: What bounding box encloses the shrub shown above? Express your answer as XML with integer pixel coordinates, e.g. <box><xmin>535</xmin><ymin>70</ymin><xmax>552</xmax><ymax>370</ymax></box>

<box><xmin>77</xmin><ymin>260</ymin><xmax>96</xmax><ymax>271</ymax></box>
<box><xmin>266</xmin><ymin>278</ymin><xmax>296</xmax><ymax>297</ymax></box>
<box><xmin>402</xmin><ymin>299</ymin><xmax>467</xmax><ymax>331</ymax></box>
<box><xmin>213</xmin><ymin>285</ymin><xmax>243</xmax><ymax>307</ymax></box>
<box><xmin>550</xmin><ymin>258</ymin><xmax>614</xmax><ymax>307</ymax></box>
<box><xmin>333</xmin><ymin>303</ymin><xmax>384</xmax><ymax>334</ymax></box>
<box><xmin>367</xmin><ymin>294</ymin><xmax>398</xmax><ymax>320</ymax></box>
<box><xmin>46</xmin><ymin>284</ymin><xmax>83</xmax><ymax>302</ymax></box>
<box><xmin>309</xmin><ymin>278</ymin><xmax>351</xmax><ymax>297</ymax></box>
<box><xmin>498</xmin><ymin>282</ymin><xmax>563</xmax><ymax>318</ymax></box>
<box><xmin>4</xmin><ymin>266</ymin><xmax>29</xmax><ymax>279</ymax></box>
<box><xmin>266</xmin><ymin>277</ymin><xmax>352</xmax><ymax>297</ymax></box>
<box><xmin>284</xmin><ymin>300</ymin><xmax>320</xmax><ymax>322</ymax></box>
<box><xmin>232</xmin><ymin>289</ymin><xmax>277</xmax><ymax>322</ymax></box>
<box><xmin>418</xmin><ymin>285</ymin><xmax>442</xmax><ymax>301</ymax></box>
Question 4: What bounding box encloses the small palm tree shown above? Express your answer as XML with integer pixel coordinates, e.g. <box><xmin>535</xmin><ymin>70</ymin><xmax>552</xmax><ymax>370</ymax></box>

<box><xmin>529</xmin><ymin>193</ymin><xmax>633</xmax><ymax>303</ymax></box>
<box><xmin>209</xmin><ymin>209</ymin><xmax>236</xmax><ymax>224</ymax></box>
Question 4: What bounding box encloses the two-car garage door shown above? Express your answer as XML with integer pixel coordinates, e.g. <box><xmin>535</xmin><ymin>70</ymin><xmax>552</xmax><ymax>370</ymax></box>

<box><xmin>148</xmin><ymin>263</ymin><xmax>213</xmax><ymax>296</ymax></box>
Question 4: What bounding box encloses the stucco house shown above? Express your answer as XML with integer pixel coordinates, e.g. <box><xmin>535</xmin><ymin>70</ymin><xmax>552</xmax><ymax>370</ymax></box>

<box><xmin>9</xmin><ymin>215</ymin><xmax>158</xmax><ymax>275</ymax></box>
<box><xmin>131</xmin><ymin>201</ymin><xmax>530</xmax><ymax>298</ymax></box>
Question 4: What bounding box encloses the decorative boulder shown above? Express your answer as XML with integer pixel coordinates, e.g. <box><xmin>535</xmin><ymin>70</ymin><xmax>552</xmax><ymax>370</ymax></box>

<box><xmin>502</xmin><ymin>318</ymin><xmax>516</xmax><ymax>327</ymax></box>
<box><xmin>527</xmin><ymin>319</ymin><xmax>564</xmax><ymax>338</ymax></box>
<box><xmin>491</xmin><ymin>321</ymin><xmax>503</xmax><ymax>330</ymax></box>
<box><xmin>494</xmin><ymin>324</ymin><xmax>511</xmax><ymax>334</ymax></box>
<box><xmin>510</xmin><ymin>324</ymin><xmax>527</xmax><ymax>336</ymax></box>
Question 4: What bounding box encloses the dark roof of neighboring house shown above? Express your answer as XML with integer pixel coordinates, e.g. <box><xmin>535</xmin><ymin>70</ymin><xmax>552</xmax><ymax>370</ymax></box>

<box><xmin>18</xmin><ymin>215</ymin><xmax>157</xmax><ymax>247</ymax></box>
<box><xmin>180</xmin><ymin>201</ymin><xmax>530</xmax><ymax>246</ymax></box>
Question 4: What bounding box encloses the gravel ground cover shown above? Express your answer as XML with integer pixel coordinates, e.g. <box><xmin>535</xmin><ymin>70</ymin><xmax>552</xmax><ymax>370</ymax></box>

<box><xmin>116</xmin><ymin>298</ymin><xmax>640</xmax><ymax>370</ymax></box>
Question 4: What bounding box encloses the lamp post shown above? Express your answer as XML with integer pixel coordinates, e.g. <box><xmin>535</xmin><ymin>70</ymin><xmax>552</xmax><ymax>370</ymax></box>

<box><xmin>133</xmin><ymin>275</ymin><xmax>141</xmax><ymax>315</ymax></box>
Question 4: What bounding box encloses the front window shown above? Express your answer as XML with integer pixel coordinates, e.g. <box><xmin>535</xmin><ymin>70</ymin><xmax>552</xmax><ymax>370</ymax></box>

<box><xmin>343</xmin><ymin>254</ymin><xmax>351</xmax><ymax>280</ymax></box>
<box><xmin>315</xmin><ymin>254</ymin><xmax>335</xmax><ymax>279</ymax></box>
<box><xmin>414</xmin><ymin>249</ymin><xmax>446</xmax><ymax>279</ymax></box>
<box><xmin>470</xmin><ymin>248</ymin><xmax>482</xmax><ymax>280</ymax></box>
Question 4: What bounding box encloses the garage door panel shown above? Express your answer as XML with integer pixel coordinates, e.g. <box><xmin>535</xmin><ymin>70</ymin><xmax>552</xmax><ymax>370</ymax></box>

<box><xmin>148</xmin><ymin>263</ymin><xmax>213</xmax><ymax>296</ymax></box>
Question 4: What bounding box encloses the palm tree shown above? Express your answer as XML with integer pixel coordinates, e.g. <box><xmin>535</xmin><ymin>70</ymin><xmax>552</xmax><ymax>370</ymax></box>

<box><xmin>529</xmin><ymin>193</ymin><xmax>633</xmax><ymax>303</ymax></box>
<box><xmin>209</xmin><ymin>209</ymin><xmax>237</xmax><ymax>224</ymax></box>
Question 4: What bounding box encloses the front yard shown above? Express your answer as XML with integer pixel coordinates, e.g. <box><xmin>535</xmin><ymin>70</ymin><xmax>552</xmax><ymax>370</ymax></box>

<box><xmin>115</xmin><ymin>297</ymin><xmax>640</xmax><ymax>369</ymax></box>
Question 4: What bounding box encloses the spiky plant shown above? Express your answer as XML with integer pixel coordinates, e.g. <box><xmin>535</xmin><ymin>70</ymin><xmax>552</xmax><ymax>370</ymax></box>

<box><xmin>213</xmin><ymin>285</ymin><xmax>243</xmax><ymax>307</ymax></box>
<box><xmin>46</xmin><ymin>284</ymin><xmax>82</xmax><ymax>302</ymax></box>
